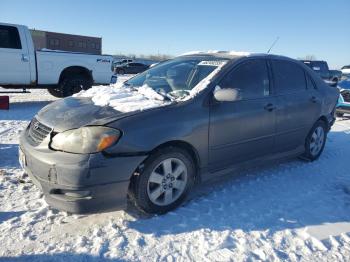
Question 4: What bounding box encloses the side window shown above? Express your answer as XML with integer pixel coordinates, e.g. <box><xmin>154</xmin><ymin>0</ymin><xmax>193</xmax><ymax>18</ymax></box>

<box><xmin>272</xmin><ymin>60</ymin><xmax>307</xmax><ymax>94</ymax></box>
<box><xmin>219</xmin><ymin>59</ymin><xmax>270</xmax><ymax>100</ymax></box>
<box><xmin>0</xmin><ymin>25</ymin><xmax>22</xmax><ymax>49</ymax></box>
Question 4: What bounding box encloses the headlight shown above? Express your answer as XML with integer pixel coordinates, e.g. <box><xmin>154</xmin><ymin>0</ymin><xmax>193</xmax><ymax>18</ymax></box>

<box><xmin>51</xmin><ymin>126</ymin><xmax>121</xmax><ymax>154</ymax></box>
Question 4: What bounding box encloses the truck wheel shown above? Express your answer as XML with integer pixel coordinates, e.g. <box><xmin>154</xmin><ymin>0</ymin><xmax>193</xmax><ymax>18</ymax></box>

<box><xmin>134</xmin><ymin>147</ymin><xmax>195</xmax><ymax>214</ymax></box>
<box><xmin>332</xmin><ymin>78</ymin><xmax>338</xmax><ymax>87</ymax></box>
<box><xmin>59</xmin><ymin>76</ymin><xmax>92</xmax><ymax>97</ymax></box>
<box><xmin>117</xmin><ymin>69</ymin><xmax>125</xmax><ymax>75</ymax></box>
<box><xmin>47</xmin><ymin>87</ymin><xmax>64</xmax><ymax>98</ymax></box>
<box><xmin>336</xmin><ymin>112</ymin><xmax>344</xmax><ymax>118</ymax></box>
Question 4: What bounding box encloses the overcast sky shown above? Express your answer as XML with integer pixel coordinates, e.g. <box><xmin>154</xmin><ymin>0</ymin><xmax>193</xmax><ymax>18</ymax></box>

<box><xmin>2</xmin><ymin>0</ymin><xmax>349</xmax><ymax>68</ymax></box>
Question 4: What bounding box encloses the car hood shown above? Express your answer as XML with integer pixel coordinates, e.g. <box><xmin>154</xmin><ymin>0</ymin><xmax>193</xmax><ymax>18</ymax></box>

<box><xmin>36</xmin><ymin>97</ymin><xmax>133</xmax><ymax>132</ymax></box>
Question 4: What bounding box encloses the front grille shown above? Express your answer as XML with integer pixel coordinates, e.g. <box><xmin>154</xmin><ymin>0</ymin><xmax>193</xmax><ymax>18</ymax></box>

<box><xmin>27</xmin><ymin>118</ymin><xmax>52</xmax><ymax>146</ymax></box>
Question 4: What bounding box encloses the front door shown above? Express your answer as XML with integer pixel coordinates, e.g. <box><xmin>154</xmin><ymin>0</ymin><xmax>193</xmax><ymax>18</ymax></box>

<box><xmin>209</xmin><ymin>59</ymin><xmax>276</xmax><ymax>172</ymax></box>
<box><xmin>0</xmin><ymin>24</ymin><xmax>31</xmax><ymax>85</ymax></box>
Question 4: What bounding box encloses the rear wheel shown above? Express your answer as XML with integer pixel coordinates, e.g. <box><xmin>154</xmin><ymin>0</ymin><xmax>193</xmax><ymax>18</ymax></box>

<box><xmin>48</xmin><ymin>75</ymin><xmax>92</xmax><ymax>98</ymax></box>
<box><xmin>117</xmin><ymin>69</ymin><xmax>125</xmax><ymax>75</ymax></box>
<box><xmin>302</xmin><ymin>120</ymin><xmax>327</xmax><ymax>161</ymax></box>
<box><xmin>47</xmin><ymin>87</ymin><xmax>64</xmax><ymax>98</ymax></box>
<box><xmin>336</xmin><ymin>112</ymin><xmax>344</xmax><ymax>118</ymax></box>
<box><xmin>134</xmin><ymin>147</ymin><xmax>195</xmax><ymax>214</ymax></box>
<box><xmin>332</xmin><ymin>78</ymin><xmax>339</xmax><ymax>87</ymax></box>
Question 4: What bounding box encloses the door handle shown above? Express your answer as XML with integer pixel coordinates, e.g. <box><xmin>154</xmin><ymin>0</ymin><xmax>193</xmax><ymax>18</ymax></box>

<box><xmin>264</xmin><ymin>103</ymin><xmax>276</xmax><ymax>112</ymax></box>
<box><xmin>21</xmin><ymin>54</ymin><xmax>29</xmax><ymax>62</ymax></box>
<box><xmin>310</xmin><ymin>96</ymin><xmax>318</xmax><ymax>103</ymax></box>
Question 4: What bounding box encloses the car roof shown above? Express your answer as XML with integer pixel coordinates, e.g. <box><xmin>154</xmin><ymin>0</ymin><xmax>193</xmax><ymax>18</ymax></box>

<box><xmin>178</xmin><ymin>51</ymin><xmax>297</xmax><ymax>62</ymax></box>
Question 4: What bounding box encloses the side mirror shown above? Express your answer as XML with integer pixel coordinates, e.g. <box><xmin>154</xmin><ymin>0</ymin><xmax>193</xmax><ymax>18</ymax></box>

<box><xmin>213</xmin><ymin>86</ymin><xmax>240</xmax><ymax>102</ymax></box>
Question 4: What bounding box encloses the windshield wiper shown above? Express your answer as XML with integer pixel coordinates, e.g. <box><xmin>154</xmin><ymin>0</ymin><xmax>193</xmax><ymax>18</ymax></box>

<box><xmin>123</xmin><ymin>82</ymin><xmax>137</xmax><ymax>91</ymax></box>
<box><xmin>154</xmin><ymin>90</ymin><xmax>173</xmax><ymax>101</ymax></box>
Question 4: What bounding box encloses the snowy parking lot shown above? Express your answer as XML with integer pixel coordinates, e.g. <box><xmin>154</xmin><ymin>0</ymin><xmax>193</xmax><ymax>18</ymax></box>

<box><xmin>1</xmin><ymin>82</ymin><xmax>350</xmax><ymax>261</ymax></box>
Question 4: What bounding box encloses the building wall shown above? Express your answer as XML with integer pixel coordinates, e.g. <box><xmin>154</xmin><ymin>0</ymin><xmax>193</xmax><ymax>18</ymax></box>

<box><xmin>30</xmin><ymin>29</ymin><xmax>102</xmax><ymax>55</ymax></box>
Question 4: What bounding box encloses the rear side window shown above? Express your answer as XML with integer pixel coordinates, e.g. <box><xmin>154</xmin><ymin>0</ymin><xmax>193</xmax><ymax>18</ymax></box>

<box><xmin>0</xmin><ymin>25</ymin><xmax>22</xmax><ymax>49</ymax></box>
<box><xmin>219</xmin><ymin>59</ymin><xmax>270</xmax><ymax>100</ymax></box>
<box><xmin>272</xmin><ymin>60</ymin><xmax>306</xmax><ymax>94</ymax></box>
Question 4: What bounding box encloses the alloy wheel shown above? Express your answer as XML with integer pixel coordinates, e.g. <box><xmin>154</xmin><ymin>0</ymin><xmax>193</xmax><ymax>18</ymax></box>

<box><xmin>147</xmin><ymin>158</ymin><xmax>188</xmax><ymax>206</ymax></box>
<box><xmin>310</xmin><ymin>126</ymin><xmax>325</xmax><ymax>156</ymax></box>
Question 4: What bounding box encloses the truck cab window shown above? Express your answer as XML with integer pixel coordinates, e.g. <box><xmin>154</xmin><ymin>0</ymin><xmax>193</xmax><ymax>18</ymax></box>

<box><xmin>0</xmin><ymin>25</ymin><xmax>22</xmax><ymax>49</ymax></box>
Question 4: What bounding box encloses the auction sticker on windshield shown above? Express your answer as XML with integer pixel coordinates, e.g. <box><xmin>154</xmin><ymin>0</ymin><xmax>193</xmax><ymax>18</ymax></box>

<box><xmin>198</xmin><ymin>60</ymin><xmax>227</xmax><ymax>66</ymax></box>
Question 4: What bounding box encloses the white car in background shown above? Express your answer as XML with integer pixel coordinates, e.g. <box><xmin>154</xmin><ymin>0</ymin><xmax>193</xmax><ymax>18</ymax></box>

<box><xmin>0</xmin><ymin>22</ymin><xmax>113</xmax><ymax>97</ymax></box>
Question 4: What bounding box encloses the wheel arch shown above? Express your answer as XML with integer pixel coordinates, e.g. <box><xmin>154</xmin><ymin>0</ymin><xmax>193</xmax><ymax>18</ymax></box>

<box><xmin>58</xmin><ymin>66</ymin><xmax>93</xmax><ymax>84</ymax></box>
<box><xmin>128</xmin><ymin>140</ymin><xmax>202</xmax><ymax>195</ymax></box>
<box><xmin>317</xmin><ymin>115</ymin><xmax>329</xmax><ymax>130</ymax></box>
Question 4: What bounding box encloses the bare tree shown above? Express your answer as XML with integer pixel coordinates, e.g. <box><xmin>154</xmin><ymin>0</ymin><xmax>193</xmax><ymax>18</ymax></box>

<box><xmin>298</xmin><ymin>55</ymin><xmax>317</xmax><ymax>61</ymax></box>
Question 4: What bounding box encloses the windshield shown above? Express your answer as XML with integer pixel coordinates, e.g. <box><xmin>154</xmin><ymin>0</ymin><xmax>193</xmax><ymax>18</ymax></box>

<box><xmin>125</xmin><ymin>57</ymin><xmax>228</xmax><ymax>99</ymax></box>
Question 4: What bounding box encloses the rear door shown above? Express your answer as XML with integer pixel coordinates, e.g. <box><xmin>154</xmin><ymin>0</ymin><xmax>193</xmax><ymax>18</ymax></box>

<box><xmin>0</xmin><ymin>24</ymin><xmax>31</xmax><ymax>85</ymax></box>
<box><xmin>271</xmin><ymin>59</ymin><xmax>322</xmax><ymax>153</ymax></box>
<box><xmin>209</xmin><ymin>58</ymin><xmax>276</xmax><ymax>171</ymax></box>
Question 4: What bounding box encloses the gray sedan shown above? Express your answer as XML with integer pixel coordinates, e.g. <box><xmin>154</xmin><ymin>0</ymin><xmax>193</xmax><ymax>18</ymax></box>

<box><xmin>19</xmin><ymin>52</ymin><xmax>339</xmax><ymax>214</ymax></box>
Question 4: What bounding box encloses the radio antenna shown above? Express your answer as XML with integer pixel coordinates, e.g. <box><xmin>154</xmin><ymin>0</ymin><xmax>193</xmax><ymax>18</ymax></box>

<box><xmin>267</xmin><ymin>36</ymin><xmax>280</xmax><ymax>54</ymax></box>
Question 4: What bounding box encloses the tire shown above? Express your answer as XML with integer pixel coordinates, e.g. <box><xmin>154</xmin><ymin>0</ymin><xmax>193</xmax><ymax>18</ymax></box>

<box><xmin>117</xmin><ymin>69</ymin><xmax>125</xmax><ymax>75</ymax></box>
<box><xmin>134</xmin><ymin>147</ymin><xmax>195</xmax><ymax>214</ymax></box>
<box><xmin>57</xmin><ymin>75</ymin><xmax>92</xmax><ymax>97</ymax></box>
<box><xmin>336</xmin><ymin>112</ymin><xmax>344</xmax><ymax>118</ymax></box>
<box><xmin>47</xmin><ymin>87</ymin><xmax>64</xmax><ymax>98</ymax></box>
<box><xmin>302</xmin><ymin>120</ymin><xmax>327</xmax><ymax>161</ymax></box>
<box><xmin>333</xmin><ymin>78</ymin><xmax>338</xmax><ymax>86</ymax></box>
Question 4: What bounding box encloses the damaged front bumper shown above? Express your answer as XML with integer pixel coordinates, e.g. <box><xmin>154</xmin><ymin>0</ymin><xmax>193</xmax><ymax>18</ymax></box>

<box><xmin>19</xmin><ymin>131</ymin><xmax>147</xmax><ymax>214</ymax></box>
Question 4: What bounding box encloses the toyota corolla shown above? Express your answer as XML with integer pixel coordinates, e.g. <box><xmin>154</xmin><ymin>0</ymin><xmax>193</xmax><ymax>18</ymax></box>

<box><xmin>19</xmin><ymin>52</ymin><xmax>339</xmax><ymax>214</ymax></box>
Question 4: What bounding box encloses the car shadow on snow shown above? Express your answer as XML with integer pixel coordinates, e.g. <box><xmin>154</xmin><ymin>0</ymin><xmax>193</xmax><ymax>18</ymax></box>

<box><xmin>126</xmin><ymin>130</ymin><xmax>350</xmax><ymax>237</ymax></box>
<box><xmin>0</xmin><ymin>211</ymin><xmax>26</xmax><ymax>224</ymax></box>
<box><xmin>0</xmin><ymin>101</ymin><xmax>51</xmax><ymax>121</ymax></box>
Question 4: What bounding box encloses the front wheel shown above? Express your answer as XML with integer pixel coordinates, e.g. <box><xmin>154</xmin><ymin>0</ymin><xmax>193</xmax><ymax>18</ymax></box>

<box><xmin>134</xmin><ymin>147</ymin><xmax>195</xmax><ymax>214</ymax></box>
<box><xmin>302</xmin><ymin>120</ymin><xmax>327</xmax><ymax>161</ymax></box>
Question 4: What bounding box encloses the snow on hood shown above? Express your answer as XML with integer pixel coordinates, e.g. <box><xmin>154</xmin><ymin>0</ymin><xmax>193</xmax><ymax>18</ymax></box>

<box><xmin>74</xmin><ymin>60</ymin><xmax>227</xmax><ymax>113</ymax></box>
<box><xmin>74</xmin><ymin>82</ymin><xmax>169</xmax><ymax>113</ymax></box>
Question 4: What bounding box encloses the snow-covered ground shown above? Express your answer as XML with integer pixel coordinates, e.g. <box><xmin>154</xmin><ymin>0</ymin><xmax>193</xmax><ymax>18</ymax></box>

<box><xmin>1</xmin><ymin>79</ymin><xmax>350</xmax><ymax>261</ymax></box>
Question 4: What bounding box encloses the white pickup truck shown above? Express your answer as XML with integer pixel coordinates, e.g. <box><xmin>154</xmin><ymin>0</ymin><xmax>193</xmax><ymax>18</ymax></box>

<box><xmin>0</xmin><ymin>22</ymin><xmax>113</xmax><ymax>97</ymax></box>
